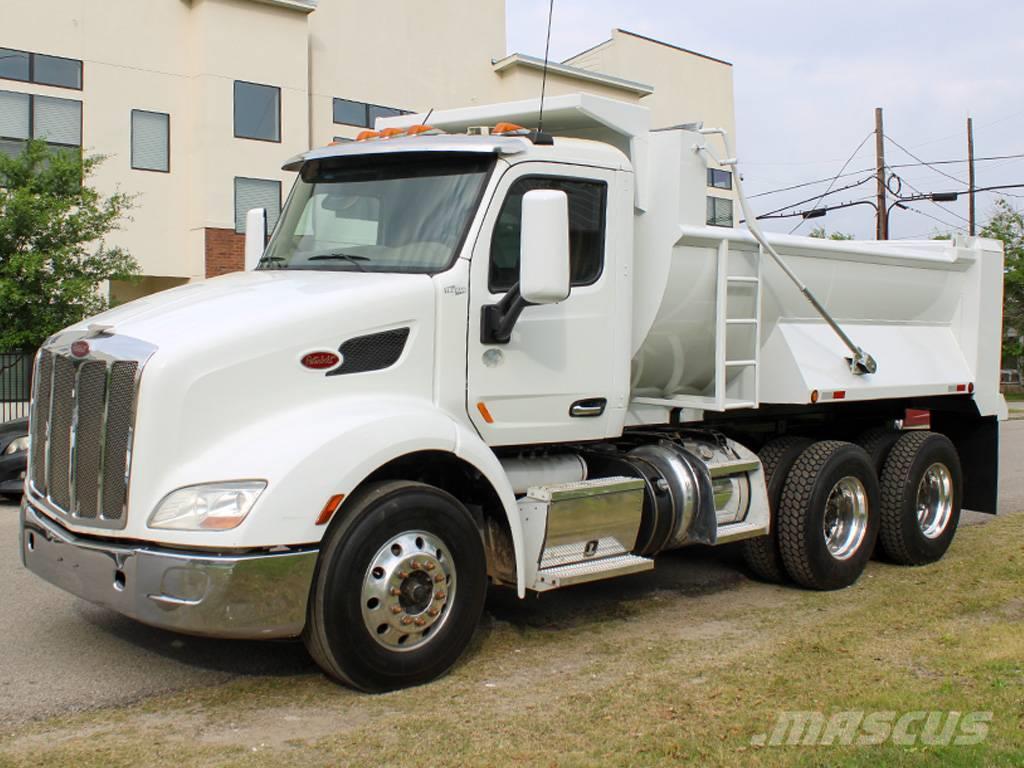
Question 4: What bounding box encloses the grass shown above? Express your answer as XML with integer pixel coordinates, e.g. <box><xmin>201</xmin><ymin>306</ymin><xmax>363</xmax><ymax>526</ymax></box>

<box><xmin>1</xmin><ymin>515</ymin><xmax>1023</xmax><ymax>768</ymax></box>
<box><xmin>1002</xmin><ymin>391</ymin><xmax>1024</xmax><ymax>402</ymax></box>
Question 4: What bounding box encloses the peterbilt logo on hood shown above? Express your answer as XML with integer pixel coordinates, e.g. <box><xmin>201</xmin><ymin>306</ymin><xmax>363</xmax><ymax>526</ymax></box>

<box><xmin>300</xmin><ymin>351</ymin><xmax>342</xmax><ymax>370</ymax></box>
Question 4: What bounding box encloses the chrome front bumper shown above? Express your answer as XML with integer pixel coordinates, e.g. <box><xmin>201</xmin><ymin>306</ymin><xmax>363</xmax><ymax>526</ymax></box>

<box><xmin>20</xmin><ymin>500</ymin><xmax>318</xmax><ymax>639</ymax></box>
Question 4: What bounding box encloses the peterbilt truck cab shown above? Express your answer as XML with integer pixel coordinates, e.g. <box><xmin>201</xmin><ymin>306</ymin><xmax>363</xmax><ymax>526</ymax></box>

<box><xmin>20</xmin><ymin>94</ymin><xmax>1005</xmax><ymax>691</ymax></box>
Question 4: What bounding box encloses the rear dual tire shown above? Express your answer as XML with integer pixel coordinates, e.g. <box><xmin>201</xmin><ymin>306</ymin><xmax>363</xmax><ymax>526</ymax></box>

<box><xmin>776</xmin><ymin>441</ymin><xmax>880</xmax><ymax>590</ymax></box>
<box><xmin>877</xmin><ymin>431</ymin><xmax>961</xmax><ymax>565</ymax></box>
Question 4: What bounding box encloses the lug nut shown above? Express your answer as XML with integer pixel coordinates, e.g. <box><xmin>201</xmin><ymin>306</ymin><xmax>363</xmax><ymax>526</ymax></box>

<box><xmin>428</xmin><ymin>608</ymin><xmax>439</xmax><ymax>617</ymax></box>
<box><xmin>410</xmin><ymin>559</ymin><xmax>421</xmax><ymax>570</ymax></box>
<box><xmin>434</xmin><ymin>573</ymin><xmax>445</xmax><ymax>583</ymax></box>
<box><xmin>391</xmin><ymin>605</ymin><xmax>402</xmax><ymax>615</ymax></box>
<box><xmin>401</xmin><ymin>616</ymin><xmax>413</xmax><ymax>626</ymax></box>
<box><xmin>389</xmin><ymin>587</ymin><xmax>401</xmax><ymax>596</ymax></box>
<box><xmin>414</xmin><ymin>617</ymin><xmax>426</xmax><ymax>627</ymax></box>
<box><xmin>398</xmin><ymin>570</ymin><xmax>409</xmax><ymax>579</ymax></box>
<box><xmin>434</xmin><ymin>590</ymin><xmax>446</xmax><ymax>601</ymax></box>
<box><xmin>424</xmin><ymin>562</ymin><xmax>436</xmax><ymax>571</ymax></box>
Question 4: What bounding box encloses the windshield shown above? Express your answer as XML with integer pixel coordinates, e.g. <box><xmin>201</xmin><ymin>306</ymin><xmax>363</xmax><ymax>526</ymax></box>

<box><xmin>260</xmin><ymin>152</ymin><xmax>494</xmax><ymax>273</ymax></box>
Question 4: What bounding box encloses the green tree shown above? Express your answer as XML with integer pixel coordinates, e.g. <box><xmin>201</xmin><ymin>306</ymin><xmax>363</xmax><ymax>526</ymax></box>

<box><xmin>0</xmin><ymin>140</ymin><xmax>138</xmax><ymax>351</ymax></box>
<box><xmin>808</xmin><ymin>226</ymin><xmax>854</xmax><ymax>240</ymax></box>
<box><xmin>980</xmin><ymin>198</ymin><xmax>1024</xmax><ymax>369</ymax></box>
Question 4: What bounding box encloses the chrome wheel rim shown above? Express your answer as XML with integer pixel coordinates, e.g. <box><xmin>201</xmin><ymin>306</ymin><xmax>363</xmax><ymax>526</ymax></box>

<box><xmin>916</xmin><ymin>463</ymin><xmax>953</xmax><ymax>539</ymax></box>
<box><xmin>361</xmin><ymin>530</ymin><xmax>456</xmax><ymax>652</ymax></box>
<box><xmin>822</xmin><ymin>476</ymin><xmax>869</xmax><ymax>561</ymax></box>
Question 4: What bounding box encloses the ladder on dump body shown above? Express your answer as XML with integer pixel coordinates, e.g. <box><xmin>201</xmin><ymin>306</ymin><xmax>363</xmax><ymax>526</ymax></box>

<box><xmin>634</xmin><ymin>237</ymin><xmax>762</xmax><ymax>413</ymax></box>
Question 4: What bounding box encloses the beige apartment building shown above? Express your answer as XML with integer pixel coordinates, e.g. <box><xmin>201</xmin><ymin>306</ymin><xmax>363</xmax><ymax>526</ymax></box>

<box><xmin>1</xmin><ymin>0</ymin><xmax>736</xmax><ymax>301</ymax></box>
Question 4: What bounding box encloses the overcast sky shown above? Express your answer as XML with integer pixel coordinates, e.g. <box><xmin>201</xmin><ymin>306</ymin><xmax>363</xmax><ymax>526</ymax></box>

<box><xmin>506</xmin><ymin>0</ymin><xmax>1024</xmax><ymax>239</ymax></box>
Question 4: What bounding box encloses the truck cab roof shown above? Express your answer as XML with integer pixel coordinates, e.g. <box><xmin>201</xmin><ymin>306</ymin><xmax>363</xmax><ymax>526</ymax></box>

<box><xmin>284</xmin><ymin>132</ymin><xmax>632</xmax><ymax>174</ymax></box>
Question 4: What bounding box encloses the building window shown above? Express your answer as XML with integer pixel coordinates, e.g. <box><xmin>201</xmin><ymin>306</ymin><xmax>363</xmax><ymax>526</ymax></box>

<box><xmin>708</xmin><ymin>168</ymin><xmax>732</xmax><ymax>190</ymax></box>
<box><xmin>0</xmin><ymin>89</ymin><xmax>82</xmax><ymax>157</ymax></box>
<box><xmin>235</xmin><ymin>177</ymin><xmax>281</xmax><ymax>234</ymax></box>
<box><xmin>0</xmin><ymin>90</ymin><xmax>30</xmax><ymax>156</ymax></box>
<box><xmin>332</xmin><ymin>97</ymin><xmax>412</xmax><ymax>128</ymax></box>
<box><xmin>489</xmin><ymin>176</ymin><xmax>607</xmax><ymax>294</ymax></box>
<box><xmin>131</xmin><ymin>110</ymin><xmax>169</xmax><ymax>172</ymax></box>
<box><xmin>0</xmin><ymin>49</ymin><xmax>30</xmax><ymax>82</ymax></box>
<box><xmin>333</xmin><ymin>98</ymin><xmax>367</xmax><ymax>127</ymax></box>
<box><xmin>367</xmin><ymin>104</ymin><xmax>406</xmax><ymax>125</ymax></box>
<box><xmin>707</xmin><ymin>196</ymin><xmax>734</xmax><ymax>227</ymax></box>
<box><xmin>233</xmin><ymin>81</ymin><xmax>280</xmax><ymax>142</ymax></box>
<box><xmin>0</xmin><ymin>47</ymin><xmax>81</xmax><ymax>90</ymax></box>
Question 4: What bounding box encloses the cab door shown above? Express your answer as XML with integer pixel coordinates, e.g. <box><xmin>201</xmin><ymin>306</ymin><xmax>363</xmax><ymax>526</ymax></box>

<box><xmin>466</xmin><ymin>162</ymin><xmax>629</xmax><ymax>446</ymax></box>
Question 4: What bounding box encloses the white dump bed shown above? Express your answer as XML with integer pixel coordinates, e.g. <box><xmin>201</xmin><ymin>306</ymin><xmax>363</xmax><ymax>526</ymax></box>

<box><xmin>383</xmin><ymin>94</ymin><xmax>1007</xmax><ymax>422</ymax></box>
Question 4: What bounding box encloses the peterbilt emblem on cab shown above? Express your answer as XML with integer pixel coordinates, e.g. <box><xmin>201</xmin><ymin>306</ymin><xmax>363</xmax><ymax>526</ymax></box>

<box><xmin>70</xmin><ymin>340</ymin><xmax>90</xmax><ymax>357</ymax></box>
<box><xmin>300</xmin><ymin>351</ymin><xmax>342</xmax><ymax>370</ymax></box>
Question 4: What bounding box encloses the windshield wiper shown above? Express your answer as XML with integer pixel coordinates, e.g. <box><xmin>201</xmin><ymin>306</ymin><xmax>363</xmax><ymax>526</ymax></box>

<box><xmin>308</xmin><ymin>252</ymin><xmax>372</xmax><ymax>272</ymax></box>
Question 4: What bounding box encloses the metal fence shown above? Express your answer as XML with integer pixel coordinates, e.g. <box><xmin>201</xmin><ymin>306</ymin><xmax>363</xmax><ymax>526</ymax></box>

<box><xmin>1</xmin><ymin>351</ymin><xmax>33</xmax><ymax>423</ymax></box>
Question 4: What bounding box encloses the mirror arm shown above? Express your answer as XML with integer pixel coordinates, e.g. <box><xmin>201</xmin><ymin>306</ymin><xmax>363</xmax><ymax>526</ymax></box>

<box><xmin>480</xmin><ymin>282</ymin><xmax>534</xmax><ymax>345</ymax></box>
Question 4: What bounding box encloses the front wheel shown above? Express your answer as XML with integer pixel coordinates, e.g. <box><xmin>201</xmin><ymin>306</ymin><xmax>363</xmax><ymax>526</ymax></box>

<box><xmin>304</xmin><ymin>481</ymin><xmax>487</xmax><ymax>692</ymax></box>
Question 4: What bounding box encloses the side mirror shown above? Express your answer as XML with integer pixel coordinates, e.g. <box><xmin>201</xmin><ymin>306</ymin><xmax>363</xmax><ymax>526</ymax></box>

<box><xmin>520</xmin><ymin>189</ymin><xmax>570</xmax><ymax>304</ymax></box>
<box><xmin>244</xmin><ymin>208</ymin><xmax>267</xmax><ymax>271</ymax></box>
<box><xmin>479</xmin><ymin>189</ymin><xmax>571</xmax><ymax>345</ymax></box>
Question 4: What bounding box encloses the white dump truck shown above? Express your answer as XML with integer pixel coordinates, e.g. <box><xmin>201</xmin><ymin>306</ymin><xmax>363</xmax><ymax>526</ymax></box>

<box><xmin>20</xmin><ymin>93</ymin><xmax>1006</xmax><ymax>691</ymax></box>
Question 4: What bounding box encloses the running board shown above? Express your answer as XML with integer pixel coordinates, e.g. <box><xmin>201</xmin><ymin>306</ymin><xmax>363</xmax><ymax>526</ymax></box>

<box><xmin>531</xmin><ymin>553</ymin><xmax>654</xmax><ymax>592</ymax></box>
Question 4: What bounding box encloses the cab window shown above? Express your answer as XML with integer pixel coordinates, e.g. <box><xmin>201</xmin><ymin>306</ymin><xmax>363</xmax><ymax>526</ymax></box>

<box><xmin>489</xmin><ymin>176</ymin><xmax>607</xmax><ymax>293</ymax></box>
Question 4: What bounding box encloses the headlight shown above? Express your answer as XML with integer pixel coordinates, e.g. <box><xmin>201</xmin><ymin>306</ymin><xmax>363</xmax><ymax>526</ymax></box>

<box><xmin>148</xmin><ymin>481</ymin><xmax>266</xmax><ymax>531</ymax></box>
<box><xmin>3</xmin><ymin>436</ymin><xmax>29</xmax><ymax>456</ymax></box>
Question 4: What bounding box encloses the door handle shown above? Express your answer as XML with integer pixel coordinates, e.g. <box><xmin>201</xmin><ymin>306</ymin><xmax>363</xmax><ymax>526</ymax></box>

<box><xmin>569</xmin><ymin>398</ymin><xmax>607</xmax><ymax>418</ymax></box>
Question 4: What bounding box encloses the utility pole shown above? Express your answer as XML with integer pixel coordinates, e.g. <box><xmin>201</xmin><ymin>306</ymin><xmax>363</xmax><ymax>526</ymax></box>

<box><xmin>875</xmin><ymin>107</ymin><xmax>887</xmax><ymax>240</ymax></box>
<box><xmin>967</xmin><ymin>116</ymin><xmax>976</xmax><ymax>236</ymax></box>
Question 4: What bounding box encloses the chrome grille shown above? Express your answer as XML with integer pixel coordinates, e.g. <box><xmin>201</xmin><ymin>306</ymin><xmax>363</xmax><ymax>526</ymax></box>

<box><xmin>29</xmin><ymin>338</ymin><xmax>152</xmax><ymax>529</ymax></box>
<box><xmin>48</xmin><ymin>355</ymin><xmax>76</xmax><ymax>511</ymax></box>
<box><xmin>74</xmin><ymin>361</ymin><xmax>108</xmax><ymax>519</ymax></box>
<box><xmin>29</xmin><ymin>351</ymin><xmax>52</xmax><ymax>493</ymax></box>
<box><xmin>101</xmin><ymin>361</ymin><xmax>138</xmax><ymax>521</ymax></box>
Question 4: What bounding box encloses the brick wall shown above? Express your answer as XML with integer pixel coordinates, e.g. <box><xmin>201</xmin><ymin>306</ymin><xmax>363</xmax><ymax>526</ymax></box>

<box><xmin>205</xmin><ymin>227</ymin><xmax>245</xmax><ymax>278</ymax></box>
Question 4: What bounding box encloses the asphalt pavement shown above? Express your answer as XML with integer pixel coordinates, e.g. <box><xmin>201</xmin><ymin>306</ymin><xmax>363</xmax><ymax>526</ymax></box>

<box><xmin>2</xmin><ymin>420</ymin><xmax>1023</xmax><ymax>728</ymax></box>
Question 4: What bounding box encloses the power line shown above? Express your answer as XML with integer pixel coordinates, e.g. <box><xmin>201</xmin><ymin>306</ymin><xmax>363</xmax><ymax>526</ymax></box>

<box><xmin>885</xmin><ymin>134</ymin><xmax>968</xmax><ymax>186</ymax></box>
<box><xmin>757</xmin><ymin>176</ymin><xmax>875</xmax><ymax>217</ymax></box>
<box><xmin>747</xmin><ymin>152</ymin><xmax>1024</xmax><ymax>199</ymax></box>
<box><xmin>789</xmin><ymin>132</ymin><xmax>874</xmax><ymax>235</ymax></box>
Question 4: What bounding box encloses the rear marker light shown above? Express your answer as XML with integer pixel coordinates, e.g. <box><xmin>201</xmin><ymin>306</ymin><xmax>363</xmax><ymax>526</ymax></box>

<box><xmin>355</xmin><ymin>130</ymin><xmax>380</xmax><ymax>142</ymax></box>
<box><xmin>968</xmin><ymin>382</ymin><xmax>974</xmax><ymax>393</ymax></box>
<box><xmin>810</xmin><ymin>390</ymin><xmax>819</xmax><ymax>404</ymax></box>
<box><xmin>378</xmin><ymin>128</ymin><xmax>404</xmax><ymax>139</ymax></box>
<box><xmin>955</xmin><ymin>384</ymin><xmax>967</xmax><ymax>392</ymax></box>
<box><xmin>316</xmin><ymin>494</ymin><xmax>345</xmax><ymax>526</ymax></box>
<box><xmin>833</xmin><ymin>390</ymin><xmax>846</xmax><ymax>400</ymax></box>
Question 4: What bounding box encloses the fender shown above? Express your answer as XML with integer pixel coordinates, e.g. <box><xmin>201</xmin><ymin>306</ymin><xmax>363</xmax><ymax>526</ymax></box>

<box><xmin>125</xmin><ymin>395</ymin><xmax>526</xmax><ymax>593</ymax></box>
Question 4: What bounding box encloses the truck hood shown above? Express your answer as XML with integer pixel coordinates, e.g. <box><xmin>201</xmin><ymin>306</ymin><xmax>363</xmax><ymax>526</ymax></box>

<box><xmin>75</xmin><ymin>270</ymin><xmax>433</xmax><ymax>352</ymax></box>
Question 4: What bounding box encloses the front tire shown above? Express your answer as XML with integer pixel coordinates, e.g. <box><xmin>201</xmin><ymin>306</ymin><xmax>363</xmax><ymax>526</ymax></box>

<box><xmin>777</xmin><ymin>441</ymin><xmax>880</xmax><ymax>590</ymax></box>
<box><xmin>304</xmin><ymin>481</ymin><xmax>487</xmax><ymax>692</ymax></box>
<box><xmin>877</xmin><ymin>431</ymin><xmax>962</xmax><ymax>565</ymax></box>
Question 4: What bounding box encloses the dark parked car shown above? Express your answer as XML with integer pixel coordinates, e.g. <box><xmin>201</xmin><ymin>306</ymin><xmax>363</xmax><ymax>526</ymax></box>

<box><xmin>0</xmin><ymin>418</ymin><xmax>28</xmax><ymax>502</ymax></box>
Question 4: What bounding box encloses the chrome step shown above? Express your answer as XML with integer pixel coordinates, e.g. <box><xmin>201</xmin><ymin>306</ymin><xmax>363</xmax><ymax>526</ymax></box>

<box><xmin>532</xmin><ymin>553</ymin><xmax>654</xmax><ymax>591</ymax></box>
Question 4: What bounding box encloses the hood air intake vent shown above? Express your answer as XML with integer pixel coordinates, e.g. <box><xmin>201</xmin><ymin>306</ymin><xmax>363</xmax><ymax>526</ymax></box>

<box><xmin>327</xmin><ymin>327</ymin><xmax>410</xmax><ymax>376</ymax></box>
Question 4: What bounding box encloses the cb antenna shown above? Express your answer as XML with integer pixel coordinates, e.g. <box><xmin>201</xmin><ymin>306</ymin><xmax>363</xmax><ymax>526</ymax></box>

<box><xmin>537</xmin><ymin>0</ymin><xmax>555</xmax><ymax>133</ymax></box>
